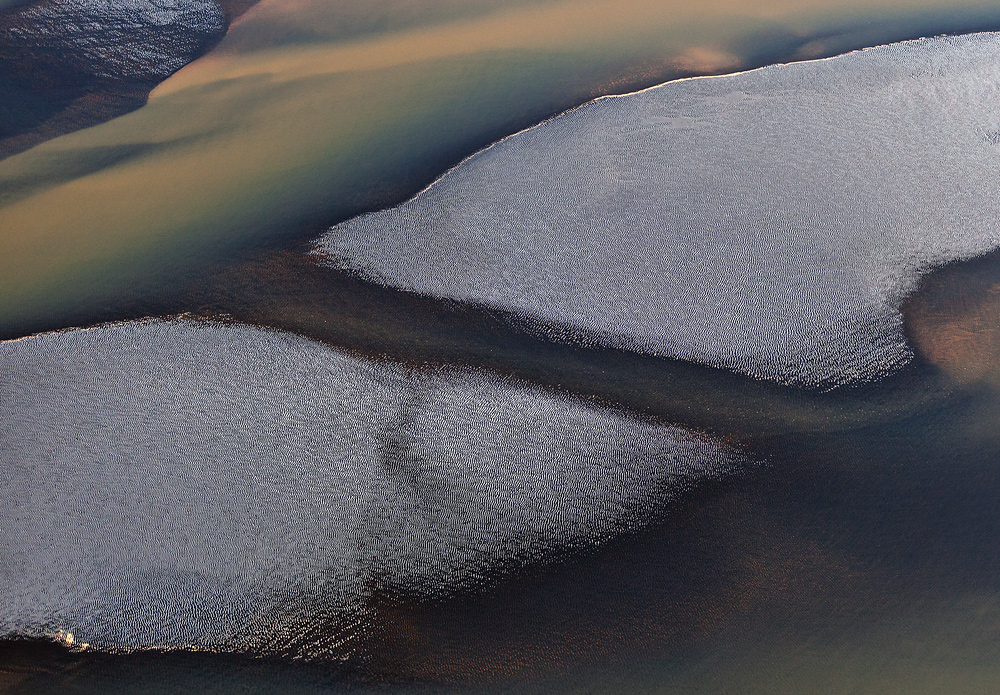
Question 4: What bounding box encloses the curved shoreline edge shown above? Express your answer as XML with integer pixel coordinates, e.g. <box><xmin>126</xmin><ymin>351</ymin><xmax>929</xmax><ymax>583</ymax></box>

<box><xmin>5</xmin><ymin>14</ymin><xmax>1000</xmax><ymax>340</ymax></box>
<box><xmin>314</xmin><ymin>31</ymin><xmax>1000</xmax><ymax>389</ymax></box>
<box><xmin>0</xmin><ymin>0</ymin><xmax>259</xmax><ymax>161</ymax></box>
<box><xmin>0</xmin><ymin>318</ymin><xmax>744</xmax><ymax>656</ymax></box>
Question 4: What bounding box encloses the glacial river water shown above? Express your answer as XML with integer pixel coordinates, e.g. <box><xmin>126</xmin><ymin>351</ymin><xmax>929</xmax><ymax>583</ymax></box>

<box><xmin>6</xmin><ymin>265</ymin><xmax>1000</xmax><ymax>695</ymax></box>
<box><xmin>4</xmin><ymin>0</ymin><xmax>1000</xmax><ymax>336</ymax></box>
<box><xmin>5</xmin><ymin>1</ymin><xmax>1000</xmax><ymax>694</ymax></box>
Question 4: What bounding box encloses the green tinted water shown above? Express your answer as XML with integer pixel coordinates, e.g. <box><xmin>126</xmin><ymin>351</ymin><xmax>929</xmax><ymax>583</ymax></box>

<box><xmin>5</xmin><ymin>2</ymin><xmax>1000</xmax><ymax>692</ymax></box>
<box><xmin>4</xmin><ymin>0</ymin><xmax>1000</xmax><ymax>335</ymax></box>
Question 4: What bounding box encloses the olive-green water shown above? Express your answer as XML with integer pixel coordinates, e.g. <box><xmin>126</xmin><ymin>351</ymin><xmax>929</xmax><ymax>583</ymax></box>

<box><xmin>4</xmin><ymin>0</ymin><xmax>1000</xmax><ymax>336</ymax></box>
<box><xmin>5</xmin><ymin>1</ymin><xmax>1000</xmax><ymax>693</ymax></box>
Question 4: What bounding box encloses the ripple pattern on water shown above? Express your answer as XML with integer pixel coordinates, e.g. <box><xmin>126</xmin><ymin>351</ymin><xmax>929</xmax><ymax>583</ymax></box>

<box><xmin>0</xmin><ymin>0</ymin><xmax>224</xmax><ymax>82</ymax></box>
<box><xmin>317</xmin><ymin>33</ymin><xmax>1000</xmax><ymax>388</ymax></box>
<box><xmin>0</xmin><ymin>320</ymin><xmax>739</xmax><ymax>655</ymax></box>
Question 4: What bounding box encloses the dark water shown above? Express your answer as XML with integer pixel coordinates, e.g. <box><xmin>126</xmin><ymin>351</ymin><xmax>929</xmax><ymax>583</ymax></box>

<box><xmin>6</xmin><ymin>383</ymin><xmax>1000</xmax><ymax>693</ymax></box>
<box><xmin>5</xmin><ymin>2</ymin><xmax>1000</xmax><ymax>693</ymax></box>
<box><xmin>5</xmin><ymin>254</ymin><xmax>1000</xmax><ymax>695</ymax></box>
<box><xmin>0</xmin><ymin>0</ymin><xmax>262</xmax><ymax>161</ymax></box>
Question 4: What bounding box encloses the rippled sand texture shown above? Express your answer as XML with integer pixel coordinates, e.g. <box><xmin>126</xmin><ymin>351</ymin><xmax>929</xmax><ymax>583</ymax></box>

<box><xmin>317</xmin><ymin>33</ymin><xmax>1000</xmax><ymax>389</ymax></box>
<box><xmin>4</xmin><ymin>0</ymin><xmax>1000</xmax><ymax>336</ymax></box>
<box><xmin>0</xmin><ymin>320</ymin><xmax>739</xmax><ymax>655</ymax></box>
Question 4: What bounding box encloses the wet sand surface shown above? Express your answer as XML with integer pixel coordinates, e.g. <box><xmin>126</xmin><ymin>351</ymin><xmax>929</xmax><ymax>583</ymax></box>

<box><xmin>905</xmin><ymin>250</ymin><xmax>1000</xmax><ymax>387</ymax></box>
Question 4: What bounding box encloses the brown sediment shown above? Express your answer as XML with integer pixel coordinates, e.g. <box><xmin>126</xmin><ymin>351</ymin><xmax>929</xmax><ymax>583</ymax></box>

<box><xmin>216</xmin><ymin>0</ymin><xmax>261</xmax><ymax>21</ymax></box>
<box><xmin>171</xmin><ymin>247</ymin><xmax>948</xmax><ymax>448</ymax></box>
<box><xmin>5</xmin><ymin>7</ymin><xmax>1000</xmax><ymax>686</ymax></box>
<box><xmin>579</xmin><ymin>47</ymin><xmax>744</xmax><ymax>101</ymax></box>
<box><xmin>902</xmin><ymin>251</ymin><xmax>1000</xmax><ymax>385</ymax></box>
<box><xmin>4</xmin><ymin>0</ymin><xmax>1000</xmax><ymax>337</ymax></box>
<box><xmin>339</xmin><ymin>471</ymin><xmax>868</xmax><ymax>683</ymax></box>
<box><xmin>0</xmin><ymin>85</ymin><xmax>152</xmax><ymax>161</ymax></box>
<box><xmin>213</xmin><ymin>0</ymin><xmax>549</xmax><ymax>55</ymax></box>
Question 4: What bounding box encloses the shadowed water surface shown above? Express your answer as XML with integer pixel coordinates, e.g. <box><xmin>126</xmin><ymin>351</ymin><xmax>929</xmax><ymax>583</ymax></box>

<box><xmin>5</xmin><ymin>317</ymin><xmax>1000</xmax><ymax>694</ymax></box>
<box><xmin>0</xmin><ymin>0</ymin><xmax>261</xmax><ymax>160</ymax></box>
<box><xmin>6</xmin><ymin>249</ymin><xmax>1000</xmax><ymax>693</ymax></box>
